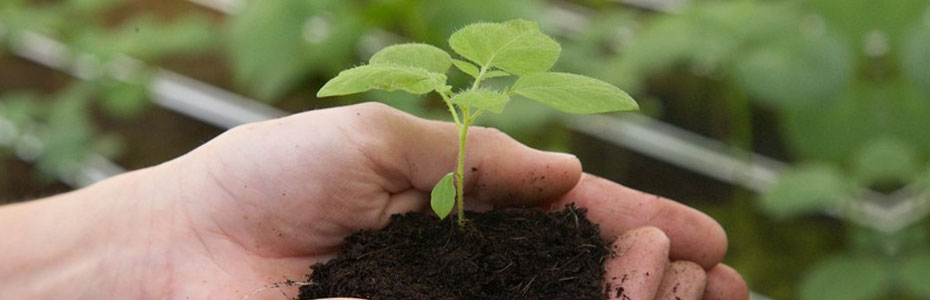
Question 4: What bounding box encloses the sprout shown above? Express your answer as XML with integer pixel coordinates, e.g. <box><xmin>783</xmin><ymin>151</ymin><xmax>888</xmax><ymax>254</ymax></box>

<box><xmin>317</xmin><ymin>19</ymin><xmax>638</xmax><ymax>227</ymax></box>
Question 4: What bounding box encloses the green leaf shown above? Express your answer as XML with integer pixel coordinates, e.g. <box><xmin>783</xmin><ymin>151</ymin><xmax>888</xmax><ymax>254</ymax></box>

<box><xmin>450</xmin><ymin>89</ymin><xmax>509</xmax><ymax>114</ymax></box>
<box><xmin>485</xmin><ymin>70</ymin><xmax>511</xmax><ymax>79</ymax></box>
<box><xmin>72</xmin><ymin>15</ymin><xmax>217</xmax><ymax>61</ymax></box>
<box><xmin>68</xmin><ymin>0</ymin><xmax>122</xmax><ymax>15</ymax></box>
<box><xmin>899</xmin><ymin>253</ymin><xmax>930</xmax><ymax>298</ymax></box>
<box><xmin>916</xmin><ymin>164</ymin><xmax>930</xmax><ymax>191</ymax></box>
<box><xmin>227</xmin><ymin>1</ymin><xmax>364</xmax><ymax>101</ymax></box>
<box><xmin>100</xmin><ymin>80</ymin><xmax>149</xmax><ymax>119</ymax></box>
<box><xmin>228</xmin><ymin>0</ymin><xmax>312</xmax><ymax>100</ymax></box>
<box><xmin>121</xmin><ymin>15</ymin><xmax>217</xmax><ymax>60</ymax></box>
<box><xmin>0</xmin><ymin>92</ymin><xmax>43</xmax><ymax>127</ymax></box>
<box><xmin>902</xmin><ymin>24</ymin><xmax>930</xmax><ymax>96</ymax></box>
<box><xmin>37</xmin><ymin>84</ymin><xmax>97</xmax><ymax>177</ymax></box>
<box><xmin>781</xmin><ymin>81</ymin><xmax>930</xmax><ymax>164</ymax></box>
<box><xmin>448</xmin><ymin>19</ymin><xmax>560</xmax><ymax>75</ymax></box>
<box><xmin>606</xmin><ymin>1</ymin><xmax>798</xmax><ymax>91</ymax></box>
<box><xmin>800</xmin><ymin>255</ymin><xmax>891</xmax><ymax>300</ymax></box>
<box><xmin>851</xmin><ymin>137</ymin><xmax>919</xmax><ymax>186</ymax></box>
<box><xmin>512</xmin><ymin>72</ymin><xmax>638</xmax><ymax>114</ymax></box>
<box><xmin>317</xmin><ymin>64</ymin><xmax>447</xmax><ymax>97</ymax></box>
<box><xmin>416</xmin><ymin>0</ymin><xmax>543</xmax><ymax>46</ymax></box>
<box><xmin>759</xmin><ymin>165</ymin><xmax>851</xmax><ymax>218</ymax></box>
<box><xmin>369</xmin><ymin>43</ymin><xmax>452</xmax><ymax>73</ymax></box>
<box><xmin>734</xmin><ymin>34</ymin><xmax>852</xmax><ymax>109</ymax></box>
<box><xmin>431</xmin><ymin>172</ymin><xmax>456</xmax><ymax>220</ymax></box>
<box><xmin>452</xmin><ymin>59</ymin><xmax>479</xmax><ymax>77</ymax></box>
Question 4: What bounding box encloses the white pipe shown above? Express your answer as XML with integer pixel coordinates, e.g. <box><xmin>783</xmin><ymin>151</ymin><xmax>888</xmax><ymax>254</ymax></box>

<box><xmin>567</xmin><ymin>114</ymin><xmax>925</xmax><ymax>233</ymax></box>
<box><xmin>150</xmin><ymin>70</ymin><xmax>287</xmax><ymax>128</ymax></box>
<box><xmin>567</xmin><ymin>114</ymin><xmax>783</xmax><ymax>192</ymax></box>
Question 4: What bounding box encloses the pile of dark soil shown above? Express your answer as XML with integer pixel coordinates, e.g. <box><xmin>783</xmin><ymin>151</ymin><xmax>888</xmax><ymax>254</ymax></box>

<box><xmin>298</xmin><ymin>204</ymin><xmax>610</xmax><ymax>300</ymax></box>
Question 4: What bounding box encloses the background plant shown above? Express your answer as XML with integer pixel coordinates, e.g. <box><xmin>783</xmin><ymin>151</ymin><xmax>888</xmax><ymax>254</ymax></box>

<box><xmin>0</xmin><ymin>0</ymin><xmax>216</xmax><ymax>182</ymax></box>
<box><xmin>611</xmin><ymin>0</ymin><xmax>930</xmax><ymax>298</ymax></box>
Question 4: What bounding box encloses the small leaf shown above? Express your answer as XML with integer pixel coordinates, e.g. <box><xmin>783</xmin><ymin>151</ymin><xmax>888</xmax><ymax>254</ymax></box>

<box><xmin>317</xmin><ymin>64</ymin><xmax>447</xmax><ymax>97</ymax></box>
<box><xmin>369</xmin><ymin>43</ymin><xmax>452</xmax><ymax>73</ymax></box>
<box><xmin>431</xmin><ymin>172</ymin><xmax>456</xmax><ymax>220</ymax></box>
<box><xmin>450</xmin><ymin>89</ymin><xmax>510</xmax><ymax>114</ymax></box>
<box><xmin>759</xmin><ymin>164</ymin><xmax>851</xmax><ymax>218</ymax></box>
<box><xmin>800</xmin><ymin>255</ymin><xmax>891</xmax><ymax>300</ymax></box>
<box><xmin>449</xmin><ymin>19</ymin><xmax>560</xmax><ymax>75</ymax></box>
<box><xmin>452</xmin><ymin>59</ymin><xmax>479</xmax><ymax>77</ymax></box>
<box><xmin>899</xmin><ymin>253</ymin><xmax>930</xmax><ymax>298</ymax></box>
<box><xmin>512</xmin><ymin>72</ymin><xmax>638</xmax><ymax>113</ymax></box>
<box><xmin>484</xmin><ymin>70</ymin><xmax>511</xmax><ymax>79</ymax></box>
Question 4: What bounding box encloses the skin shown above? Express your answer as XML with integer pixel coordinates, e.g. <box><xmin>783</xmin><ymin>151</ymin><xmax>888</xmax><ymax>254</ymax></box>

<box><xmin>0</xmin><ymin>102</ymin><xmax>748</xmax><ymax>299</ymax></box>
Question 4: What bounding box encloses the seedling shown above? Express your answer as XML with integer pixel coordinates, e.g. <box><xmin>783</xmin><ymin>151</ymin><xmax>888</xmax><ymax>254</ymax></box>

<box><xmin>317</xmin><ymin>19</ymin><xmax>638</xmax><ymax>227</ymax></box>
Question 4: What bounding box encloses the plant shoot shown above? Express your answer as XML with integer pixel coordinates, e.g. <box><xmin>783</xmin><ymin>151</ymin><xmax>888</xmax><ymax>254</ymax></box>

<box><xmin>317</xmin><ymin>19</ymin><xmax>638</xmax><ymax>227</ymax></box>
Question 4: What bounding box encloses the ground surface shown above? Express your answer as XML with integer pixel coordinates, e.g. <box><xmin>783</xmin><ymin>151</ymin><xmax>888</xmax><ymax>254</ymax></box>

<box><xmin>298</xmin><ymin>205</ymin><xmax>610</xmax><ymax>300</ymax></box>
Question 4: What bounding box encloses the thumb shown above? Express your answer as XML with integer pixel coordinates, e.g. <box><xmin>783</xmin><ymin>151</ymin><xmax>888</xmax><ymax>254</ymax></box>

<box><xmin>343</xmin><ymin>102</ymin><xmax>583</xmax><ymax>208</ymax></box>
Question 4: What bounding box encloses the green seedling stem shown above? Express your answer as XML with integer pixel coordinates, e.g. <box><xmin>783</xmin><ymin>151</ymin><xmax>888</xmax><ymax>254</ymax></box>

<box><xmin>316</xmin><ymin>19</ymin><xmax>638</xmax><ymax>228</ymax></box>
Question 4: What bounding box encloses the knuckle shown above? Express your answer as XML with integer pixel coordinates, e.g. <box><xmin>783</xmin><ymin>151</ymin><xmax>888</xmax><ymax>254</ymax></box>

<box><xmin>212</xmin><ymin>122</ymin><xmax>262</xmax><ymax>145</ymax></box>
<box><xmin>343</xmin><ymin>102</ymin><xmax>413</xmax><ymax>127</ymax></box>
<box><xmin>351</xmin><ymin>101</ymin><xmax>395</xmax><ymax>116</ymax></box>
<box><xmin>669</xmin><ymin>261</ymin><xmax>706</xmax><ymax>279</ymax></box>
<box><xmin>472</xmin><ymin>126</ymin><xmax>510</xmax><ymax>141</ymax></box>
<box><xmin>624</xmin><ymin>226</ymin><xmax>671</xmax><ymax>248</ymax></box>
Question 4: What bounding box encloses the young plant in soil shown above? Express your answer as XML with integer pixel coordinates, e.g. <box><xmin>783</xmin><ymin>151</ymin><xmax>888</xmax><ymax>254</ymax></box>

<box><xmin>316</xmin><ymin>19</ymin><xmax>638</xmax><ymax>227</ymax></box>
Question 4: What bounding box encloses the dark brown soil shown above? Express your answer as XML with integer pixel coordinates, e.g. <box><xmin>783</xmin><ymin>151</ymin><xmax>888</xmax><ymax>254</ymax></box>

<box><xmin>298</xmin><ymin>204</ymin><xmax>610</xmax><ymax>300</ymax></box>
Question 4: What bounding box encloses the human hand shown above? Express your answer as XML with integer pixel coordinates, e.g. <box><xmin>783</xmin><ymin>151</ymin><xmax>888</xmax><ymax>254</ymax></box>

<box><xmin>162</xmin><ymin>102</ymin><xmax>746</xmax><ymax>299</ymax></box>
<box><xmin>0</xmin><ymin>102</ymin><xmax>747</xmax><ymax>299</ymax></box>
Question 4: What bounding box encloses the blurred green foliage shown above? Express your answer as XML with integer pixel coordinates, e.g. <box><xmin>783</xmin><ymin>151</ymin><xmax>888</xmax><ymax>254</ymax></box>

<box><xmin>800</xmin><ymin>254</ymin><xmax>893</xmax><ymax>300</ymax></box>
<box><xmin>0</xmin><ymin>0</ymin><xmax>217</xmax><ymax>179</ymax></box>
<box><xmin>611</xmin><ymin>0</ymin><xmax>930</xmax><ymax>298</ymax></box>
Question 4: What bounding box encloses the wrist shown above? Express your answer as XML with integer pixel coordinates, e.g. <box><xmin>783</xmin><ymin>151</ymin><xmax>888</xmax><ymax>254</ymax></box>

<box><xmin>0</xmin><ymin>164</ymin><xmax>178</xmax><ymax>298</ymax></box>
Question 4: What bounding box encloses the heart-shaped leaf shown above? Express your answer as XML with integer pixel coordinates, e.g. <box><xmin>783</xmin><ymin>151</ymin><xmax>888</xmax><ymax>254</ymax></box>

<box><xmin>449</xmin><ymin>19</ymin><xmax>560</xmax><ymax>75</ymax></box>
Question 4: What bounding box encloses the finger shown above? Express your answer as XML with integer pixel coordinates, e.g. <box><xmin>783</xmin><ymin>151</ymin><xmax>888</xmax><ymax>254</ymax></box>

<box><xmin>338</xmin><ymin>102</ymin><xmax>583</xmax><ymax>208</ymax></box>
<box><xmin>655</xmin><ymin>261</ymin><xmax>707</xmax><ymax>300</ymax></box>
<box><xmin>702</xmin><ymin>264</ymin><xmax>749</xmax><ymax>300</ymax></box>
<box><xmin>376</xmin><ymin>189</ymin><xmax>429</xmax><ymax>226</ymax></box>
<box><xmin>553</xmin><ymin>174</ymin><xmax>727</xmax><ymax>268</ymax></box>
<box><xmin>604</xmin><ymin>227</ymin><xmax>670</xmax><ymax>300</ymax></box>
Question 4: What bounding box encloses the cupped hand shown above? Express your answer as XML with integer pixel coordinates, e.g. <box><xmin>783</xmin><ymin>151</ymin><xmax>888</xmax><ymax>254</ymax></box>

<box><xmin>132</xmin><ymin>102</ymin><xmax>747</xmax><ymax>299</ymax></box>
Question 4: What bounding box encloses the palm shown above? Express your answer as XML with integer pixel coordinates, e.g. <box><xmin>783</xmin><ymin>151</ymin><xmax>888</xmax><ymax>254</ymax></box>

<box><xmin>162</xmin><ymin>109</ymin><xmax>425</xmax><ymax>298</ymax></box>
